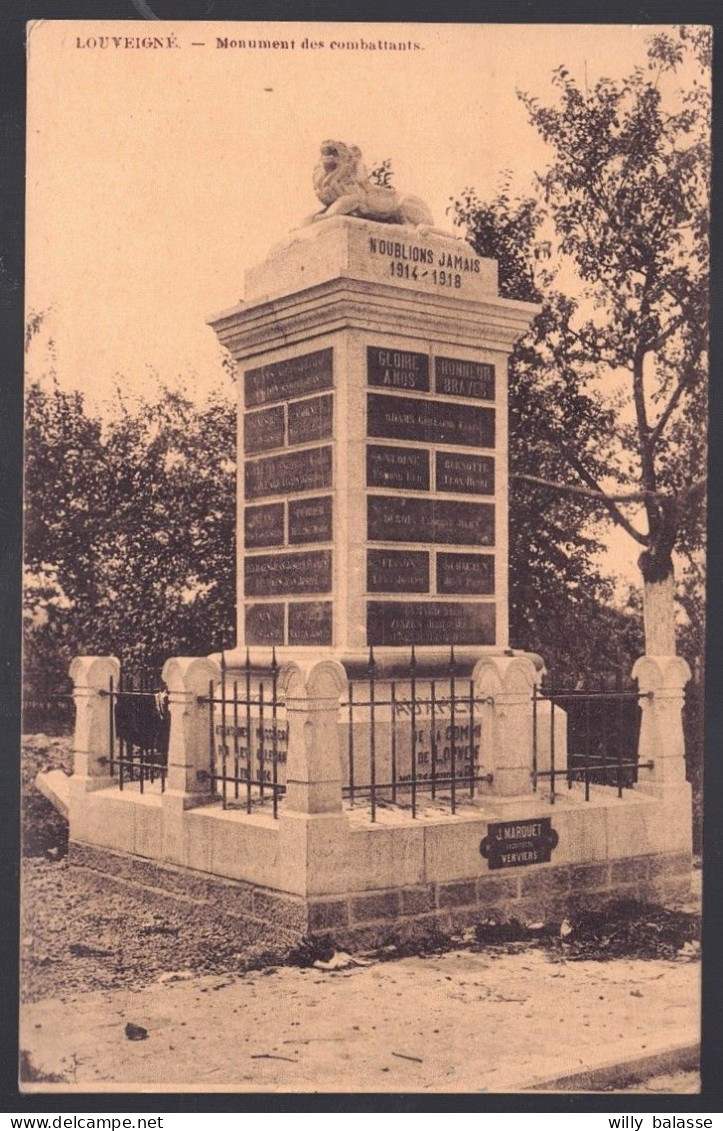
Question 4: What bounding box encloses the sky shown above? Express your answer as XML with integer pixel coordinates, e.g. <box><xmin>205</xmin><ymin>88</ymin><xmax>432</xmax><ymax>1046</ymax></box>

<box><xmin>25</xmin><ymin>20</ymin><xmax>685</xmax><ymax>410</ymax></box>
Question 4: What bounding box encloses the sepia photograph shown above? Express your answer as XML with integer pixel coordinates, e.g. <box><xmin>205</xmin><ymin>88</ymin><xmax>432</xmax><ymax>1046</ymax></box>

<box><xmin>21</xmin><ymin>19</ymin><xmax>709</xmax><ymax>1095</ymax></box>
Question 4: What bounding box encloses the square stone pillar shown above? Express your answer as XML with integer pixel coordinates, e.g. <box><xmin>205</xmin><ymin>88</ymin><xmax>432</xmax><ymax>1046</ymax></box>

<box><xmin>160</xmin><ymin>656</ymin><xmax>221</xmax><ymax>864</ymax></box>
<box><xmin>68</xmin><ymin>656</ymin><xmax>120</xmax><ymax>794</ymax></box>
<box><xmin>473</xmin><ymin>655</ymin><xmax>538</xmax><ymax>796</ymax></box>
<box><xmin>633</xmin><ymin>655</ymin><xmax>692</xmax><ymax>796</ymax></box>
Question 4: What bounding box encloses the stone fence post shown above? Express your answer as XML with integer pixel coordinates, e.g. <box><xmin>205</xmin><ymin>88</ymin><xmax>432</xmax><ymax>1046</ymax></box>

<box><xmin>473</xmin><ymin>656</ymin><xmax>538</xmax><ymax>796</ymax></box>
<box><xmin>281</xmin><ymin>659</ymin><xmax>348</xmax><ymax>814</ymax></box>
<box><xmin>161</xmin><ymin>656</ymin><xmax>221</xmax><ymax>809</ymax></box>
<box><xmin>633</xmin><ymin>655</ymin><xmax>692</xmax><ymax>797</ymax></box>
<box><xmin>69</xmin><ymin>656</ymin><xmax>120</xmax><ymax>793</ymax></box>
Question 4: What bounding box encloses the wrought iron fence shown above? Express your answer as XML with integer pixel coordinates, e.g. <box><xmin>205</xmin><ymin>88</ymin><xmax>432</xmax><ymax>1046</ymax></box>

<box><xmin>190</xmin><ymin>651</ymin><xmax>654</xmax><ymax>820</ymax></box>
<box><xmin>102</xmin><ymin>674</ymin><xmax>170</xmax><ymax>792</ymax></box>
<box><xmin>200</xmin><ymin>651</ymin><xmax>287</xmax><ymax>818</ymax></box>
<box><xmin>533</xmin><ymin>673</ymin><xmax>652</xmax><ymax>802</ymax></box>
<box><xmin>342</xmin><ymin>647</ymin><xmax>494</xmax><ymax>821</ymax></box>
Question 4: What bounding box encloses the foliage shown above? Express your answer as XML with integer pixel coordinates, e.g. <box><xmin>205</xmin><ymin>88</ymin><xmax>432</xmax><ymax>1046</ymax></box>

<box><xmin>24</xmin><ymin>375</ymin><xmax>236</xmax><ymax>686</ymax></box>
<box><xmin>454</xmin><ymin>180</ymin><xmax>638</xmax><ymax>672</ymax></box>
<box><xmin>452</xmin><ymin>26</ymin><xmax>709</xmax><ymax>656</ymax></box>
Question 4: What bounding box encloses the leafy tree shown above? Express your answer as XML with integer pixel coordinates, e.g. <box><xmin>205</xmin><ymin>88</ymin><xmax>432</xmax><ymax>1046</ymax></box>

<box><xmin>453</xmin><ymin>26</ymin><xmax>709</xmax><ymax>658</ymax></box>
<box><xmin>24</xmin><ymin>375</ymin><xmax>237</xmax><ymax>688</ymax></box>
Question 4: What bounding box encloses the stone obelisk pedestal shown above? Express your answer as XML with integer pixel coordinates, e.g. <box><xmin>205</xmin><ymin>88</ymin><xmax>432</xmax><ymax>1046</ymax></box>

<box><xmin>210</xmin><ymin>215</ymin><xmax>538</xmax><ymax>669</ymax></box>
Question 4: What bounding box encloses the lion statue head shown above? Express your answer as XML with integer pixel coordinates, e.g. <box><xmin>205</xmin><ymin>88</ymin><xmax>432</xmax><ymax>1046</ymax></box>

<box><xmin>312</xmin><ymin>140</ymin><xmax>367</xmax><ymax>207</ymax></box>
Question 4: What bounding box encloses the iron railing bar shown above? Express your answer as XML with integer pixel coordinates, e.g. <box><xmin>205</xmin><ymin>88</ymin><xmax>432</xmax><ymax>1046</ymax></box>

<box><xmin>258</xmin><ymin>681</ymin><xmax>265</xmax><ymax>800</ymax></box>
<box><xmin>430</xmin><ymin>680</ymin><xmax>437</xmax><ymax>802</ymax></box>
<box><xmin>271</xmin><ymin>651</ymin><xmax>279</xmax><ymax>820</ymax></box>
<box><xmin>390</xmin><ymin>680</ymin><xmax>397</xmax><ymax>806</ymax></box>
<box><xmin>220</xmin><ymin>655</ymin><xmax>228</xmax><ymax>810</ymax></box>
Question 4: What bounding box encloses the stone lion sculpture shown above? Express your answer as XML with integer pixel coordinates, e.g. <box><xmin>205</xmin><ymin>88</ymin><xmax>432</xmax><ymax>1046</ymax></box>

<box><xmin>303</xmin><ymin>140</ymin><xmax>435</xmax><ymax>228</ymax></box>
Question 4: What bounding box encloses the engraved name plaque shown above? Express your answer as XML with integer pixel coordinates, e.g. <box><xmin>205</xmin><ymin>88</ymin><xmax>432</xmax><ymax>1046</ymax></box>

<box><xmin>367</xmin><ymin>549</ymin><xmax>430</xmax><ymax>593</ymax></box>
<box><xmin>244</xmin><ymin>603</ymin><xmax>285</xmax><ymax>645</ymax></box>
<box><xmin>288</xmin><ymin>496</ymin><xmax>333</xmax><ymax>544</ymax></box>
<box><xmin>366</xmin><ymin>445</ymin><xmax>430</xmax><ymax>491</ymax></box>
<box><xmin>288</xmin><ymin>602</ymin><xmax>333</xmax><ymax>646</ymax></box>
<box><xmin>367</xmin><ymin>346</ymin><xmax>430</xmax><ymax>392</ymax></box>
<box><xmin>287</xmin><ymin>394</ymin><xmax>333</xmax><ymax>446</ymax></box>
<box><xmin>245</xmin><ymin>446</ymin><xmax>333</xmax><ymax>499</ymax></box>
<box><xmin>437</xmin><ymin>553</ymin><xmax>495</xmax><ymax>595</ymax></box>
<box><xmin>245</xmin><ymin>348</ymin><xmax>333</xmax><ymax>408</ymax></box>
<box><xmin>436</xmin><ymin>452</ymin><xmax>495</xmax><ymax>495</ymax></box>
<box><xmin>368</xmin><ymin>393</ymin><xmax>494</xmax><ymax>448</ymax></box>
<box><xmin>244</xmin><ymin>503</ymin><xmax>285</xmax><ymax>549</ymax></box>
<box><xmin>368</xmin><ymin>496</ymin><xmax>494</xmax><ymax>546</ymax></box>
<box><xmin>244</xmin><ymin>550</ymin><xmax>332</xmax><ymax>596</ymax></box>
<box><xmin>480</xmin><ymin>818</ymin><xmax>559</xmax><ymax>869</ymax></box>
<box><xmin>244</xmin><ymin>405</ymin><xmax>285</xmax><ymax>455</ymax></box>
<box><xmin>367</xmin><ymin>601</ymin><xmax>496</xmax><ymax>646</ymax></box>
<box><xmin>435</xmin><ymin>357</ymin><xmax>495</xmax><ymax>401</ymax></box>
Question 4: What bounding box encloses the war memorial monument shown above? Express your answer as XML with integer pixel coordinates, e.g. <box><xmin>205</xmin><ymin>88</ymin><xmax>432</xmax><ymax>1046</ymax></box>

<box><xmin>64</xmin><ymin>142</ymin><xmax>693</xmax><ymax>943</ymax></box>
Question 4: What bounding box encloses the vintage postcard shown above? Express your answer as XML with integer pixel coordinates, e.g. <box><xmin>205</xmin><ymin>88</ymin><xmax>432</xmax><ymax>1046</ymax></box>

<box><xmin>22</xmin><ymin>20</ymin><xmax>708</xmax><ymax>1094</ymax></box>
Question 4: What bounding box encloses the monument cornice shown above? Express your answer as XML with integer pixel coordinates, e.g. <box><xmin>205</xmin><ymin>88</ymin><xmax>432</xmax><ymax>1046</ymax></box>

<box><xmin>209</xmin><ymin>278</ymin><xmax>538</xmax><ymax>361</ymax></box>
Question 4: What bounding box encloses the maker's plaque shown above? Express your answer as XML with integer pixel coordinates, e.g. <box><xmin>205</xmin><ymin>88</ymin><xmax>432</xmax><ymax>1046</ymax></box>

<box><xmin>244</xmin><ymin>405</ymin><xmax>285</xmax><ymax>455</ymax></box>
<box><xmin>245</xmin><ymin>348</ymin><xmax>333</xmax><ymax>408</ymax></box>
<box><xmin>480</xmin><ymin>818</ymin><xmax>559</xmax><ymax>869</ymax></box>
<box><xmin>244</xmin><ymin>550</ymin><xmax>332</xmax><ymax>596</ymax></box>
<box><xmin>367</xmin><ymin>550</ymin><xmax>430</xmax><ymax>593</ymax></box>
<box><xmin>368</xmin><ymin>496</ymin><xmax>494</xmax><ymax>546</ymax></box>
<box><xmin>245</xmin><ymin>446</ymin><xmax>332</xmax><ymax>499</ymax></box>
<box><xmin>368</xmin><ymin>393</ymin><xmax>494</xmax><ymax>448</ymax></box>
<box><xmin>244</xmin><ymin>503</ymin><xmax>284</xmax><ymax>549</ymax></box>
<box><xmin>367</xmin><ymin>601</ymin><xmax>496</xmax><ymax>646</ymax></box>
<box><xmin>288</xmin><ymin>496</ymin><xmax>333</xmax><ymax>544</ymax></box>
<box><xmin>366</xmin><ymin>445</ymin><xmax>430</xmax><ymax>491</ymax></box>
<box><xmin>244</xmin><ymin>603</ymin><xmax>284</xmax><ymax>645</ymax></box>
<box><xmin>437</xmin><ymin>553</ymin><xmax>495</xmax><ymax>595</ymax></box>
<box><xmin>367</xmin><ymin>346</ymin><xmax>430</xmax><ymax>392</ymax></box>
<box><xmin>436</xmin><ymin>452</ymin><xmax>494</xmax><ymax>495</ymax></box>
<box><xmin>287</xmin><ymin>394</ymin><xmax>333</xmax><ymax>446</ymax></box>
<box><xmin>435</xmin><ymin>357</ymin><xmax>495</xmax><ymax>401</ymax></box>
<box><xmin>288</xmin><ymin>601</ymin><xmax>333</xmax><ymax>646</ymax></box>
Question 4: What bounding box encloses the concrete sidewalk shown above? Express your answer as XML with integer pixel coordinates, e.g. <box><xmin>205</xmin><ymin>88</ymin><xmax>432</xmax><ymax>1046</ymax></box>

<box><xmin>20</xmin><ymin>947</ymin><xmax>699</xmax><ymax>1093</ymax></box>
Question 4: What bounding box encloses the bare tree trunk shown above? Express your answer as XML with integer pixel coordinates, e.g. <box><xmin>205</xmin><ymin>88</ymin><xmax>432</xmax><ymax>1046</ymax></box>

<box><xmin>642</xmin><ymin>573</ymin><xmax>677</xmax><ymax>655</ymax></box>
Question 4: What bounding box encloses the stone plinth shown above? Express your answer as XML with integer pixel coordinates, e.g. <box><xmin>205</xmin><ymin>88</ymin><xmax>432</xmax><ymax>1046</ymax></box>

<box><xmin>209</xmin><ymin>216</ymin><xmax>538</xmax><ymax>663</ymax></box>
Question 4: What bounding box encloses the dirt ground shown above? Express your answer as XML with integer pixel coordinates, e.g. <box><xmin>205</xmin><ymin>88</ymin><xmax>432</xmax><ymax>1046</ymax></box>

<box><xmin>20</xmin><ymin>946</ymin><xmax>700</xmax><ymax>1093</ymax></box>
<box><xmin>20</xmin><ymin>735</ymin><xmax>702</xmax><ymax>1094</ymax></box>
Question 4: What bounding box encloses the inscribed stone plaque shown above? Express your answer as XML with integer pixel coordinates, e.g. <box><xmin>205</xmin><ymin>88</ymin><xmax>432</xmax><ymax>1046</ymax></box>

<box><xmin>245</xmin><ymin>446</ymin><xmax>333</xmax><ymax>499</ymax></box>
<box><xmin>437</xmin><ymin>553</ymin><xmax>495</xmax><ymax>595</ymax></box>
<box><xmin>287</xmin><ymin>394</ymin><xmax>333</xmax><ymax>446</ymax></box>
<box><xmin>367</xmin><ymin>550</ymin><xmax>430</xmax><ymax>593</ymax></box>
<box><xmin>367</xmin><ymin>346</ymin><xmax>430</xmax><ymax>392</ymax></box>
<box><xmin>480</xmin><ymin>818</ymin><xmax>559</xmax><ymax>869</ymax></box>
<box><xmin>367</xmin><ymin>393</ymin><xmax>494</xmax><ymax>448</ymax></box>
<box><xmin>244</xmin><ymin>503</ymin><xmax>284</xmax><ymax>549</ymax></box>
<box><xmin>288</xmin><ymin>602</ymin><xmax>333</xmax><ymax>646</ymax></box>
<box><xmin>244</xmin><ymin>550</ymin><xmax>332</xmax><ymax>596</ymax></box>
<box><xmin>244</xmin><ymin>405</ymin><xmax>285</xmax><ymax>455</ymax></box>
<box><xmin>368</xmin><ymin>496</ymin><xmax>494</xmax><ymax>546</ymax></box>
<box><xmin>436</xmin><ymin>452</ymin><xmax>495</xmax><ymax>495</ymax></box>
<box><xmin>366</xmin><ymin>445</ymin><xmax>430</xmax><ymax>491</ymax></box>
<box><xmin>435</xmin><ymin>357</ymin><xmax>495</xmax><ymax>401</ymax></box>
<box><xmin>288</xmin><ymin>496</ymin><xmax>333</xmax><ymax>544</ymax></box>
<box><xmin>244</xmin><ymin>348</ymin><xmax>333</xmax><ymax>408</ymax></box>
<box><xmin>367</xmin><ymin>601</ymin><xmax>496</xmax><ymax>646</ymax></box>
<box><xmin>244</xmin><ymin>603</ymin><xmax>284</xmax><ymax>645</ymax></box>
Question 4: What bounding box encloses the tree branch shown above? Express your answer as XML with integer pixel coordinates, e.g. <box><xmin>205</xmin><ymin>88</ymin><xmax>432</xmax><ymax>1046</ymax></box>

<box><xmin>649</xmin><ymin>370</ymin><xmax>693</xmax><ymax>447</ymax></box>
<box><xmin>512</xmin><ymin>472</ymin><xmax>654</xmax><ymax>504</ymax></box>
